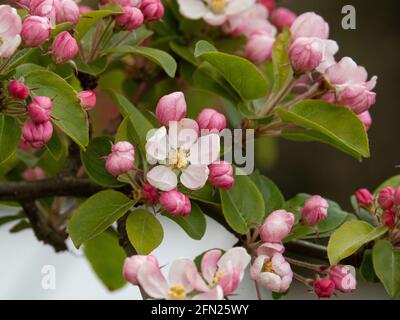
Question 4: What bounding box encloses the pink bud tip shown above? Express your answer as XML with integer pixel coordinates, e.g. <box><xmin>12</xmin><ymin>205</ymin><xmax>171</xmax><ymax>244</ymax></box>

<box><xmin>77</xmin><ymin>90</ymin><xmax>96</xmax><ymax>111</ymax></box>
<box><xmin>22</xmin><ymin>167</ymin><xmax>46</xmax><ymax>181</ymax></box>
<box><xmin>155</xmin><ymin>92</ymin><xmax>187</xmax><ymax>126</ymax></box>
<box><xmin>329</xmin><ymin>265</ymin><xmax>356</xmax><ymax>293</ymax></box>
<box><xmin>27</xmin><ymin>96</ymin><xmax>53</xmax><ymax>123</ymax></box>
<box><xmin>271</xmin><ymin>8</ymin><xmax>297</xmax><ymax>30</ymax></box>
<box><xmin>357</xmin><ymin>111</ymin><xmax>372</xmax><ymax>131</ymax></box>
<box><xmin>289</xmin><ymin>37</ymin><xmax>324</xmax><ymax>72</ymax></box>
<box><xmin>355</xmin><ymin>188</ymin><xmax>373</xmax><ymax>208</ymax></box>
<box><xmin>50</xmin><ymin>31</ymin><xmax>79</xmax><ymax>64</ymax></box>
<box><xmin>140</xmin><ymin>0</ymin><xmax>164</xmax><ymax>21</ymax></box>
<box><xmin>245</xmin><ymin>31</ymin><xmax>275</xmax><ymax>64</ymax></box>
<box><xmin>105</xmin><ymin>141</ymin><xmax>135</xmax><ymax>176</ymax></box>
<box><xmin>290</xmin><ymin>12</ymin><xmax>329</xmax><ymax>41</ymax></box>
<box><xmin>196</xmin><ymin>108</ymin><xmax>227</xmax><ymax>133</ymax></box>
<box><xmin>313</xmin><ymin>277</ymin><xmax>336</xmax><ymax>298</ymax></box>
<box><xmin>382</xmin><ymin>209</ymin><xmax>396</xmax><ymax>228</ymax></box>
<box><xmin>22</xmin><ymin>119</ymin><xmax>53</xmax><ymax>149</ymax></box>
<box><xmin>260</xmin><ymin>210</ymin><xmax>295</xmax><ymax>243</ymax></box>
<box><xmin>159</xmin><ymin>190</ymin><xmax>191</xmax><ymax>216</ymax></box>
<box><xmin>377</xmin><ymin>187</ymin><xmax>395</xmax><ymax>210</ymax></box>
<box><xmin>116</xmin><ymin>6</ymin><xmax>144</xmax><ymax>30</ymax></box>
<box><xmin>8</xmin><ymin>80</ymin><xmax>30</xmax><ymax>100</ymax></box>
<box><xmin>142</xmin><ymin>183</ymin><xmax>159</xmax><ymax>205</ymax></box>
<box><xmin>301</xmin><ymin>195</ymin><xmax>329</xmax><ymax>226</ymax></box>
<box><xmin>56</xmin><ymin>0</ymin><xmax>80</xmax><ymax>25</ymax></box>
<box><xmin>208</xmin><ymin>161</ymin><xmax>234</xmax><ymax>190</ymax></box>
<box><xmin>21</xmin><ymin>15</ymin><xmax>51</xmax><ymax>47</ymax></box>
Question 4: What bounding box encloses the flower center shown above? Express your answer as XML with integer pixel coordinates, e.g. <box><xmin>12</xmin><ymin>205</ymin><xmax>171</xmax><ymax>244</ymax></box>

<box><xmin>262</xmin><ymin>261</ymin><xmax>275</xmax><ymax>274</ymax></box>
<box><xmin>168</xmin><ymin>148</ymin><xmax>189</xmax><ymax>170</ymax></box>
<box><xmin>212</xmin><ymin>271</ymin><xmax>224</xmax><ymax>285</ymax></box>
<box><xmin>209</xmin><ymin>0</ymin><xmax>226</xmax><ymax>14</ymax></box>
<box><xmin>168</xmin><ymin>284</ymin><xmax>186</xmax><ymax>300</ymax></box>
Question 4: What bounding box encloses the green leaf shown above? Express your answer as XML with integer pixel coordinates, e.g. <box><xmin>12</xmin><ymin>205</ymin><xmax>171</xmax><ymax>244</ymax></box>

<box><xmin>195</xmin><ymin>43</ymin><xmax>269</xmax><ymax>100</ymax></box>
<box><xmin>68</xmin><ymin>190</ymin><xmax>134</xmax><ymax>248</ymax></box>
<box><xmin>374</xmin><ymin>175</ymin><xmax>400</xmax><ymax>194</ymax></box>
<box><xmin>250</xmin><ymin>171</ymin><xmax>284</xmax><ymax>217</ymax></box>
<box><xmin>372</xmin><ymin>240</ymin><xmax>400</xmax><ymax>298</ymax></box>
<box><xmin>188</xmin><ymin>182</ymin><xmax>220</xmax><ymax>206</ymax></box>
<box><xmin>75</xmin><ymin>56</ymin><xmax>108</xmax><ymax>76</ymax></box>
<box><xmin>105</xmin><ymin>46</ymin><xmax>177</xmax><ymax>77</ymax></box>
<box><xmin>194</xmin><ymin>40</ymin><xmax>218</xmax><ymax>57</ymax></box>
<box><xmin>327</xmin><ymin>221</ymin><xmax>387</xmax><ymax>265</ymax></box>
<box><xmin>24</xmin><ymin>70</ymin><xmax>89</xmax><ymax>149</ymax></box>
<box><xmin>220</xmin><ymin>172</ymin><xmax>265</xmax><ymax>234</ymax></box>
<box><xmin>271</xmin><ymin>28</ymin><xmax>293</xmax><ymax>94</ymax></box>
<box><xmin>360</xmin><ymin>249</ymin><xmax>379</xmax><ymax>283</ymax></box>
<box><xmin>278</xmin><ymin>100</ymin><xmax>370</xmax><ymax>159</ymax></box>
<box><xmin>75</xmin><ymin>9</ymin><xmax>119</xmax><ymax>42</ymax></box>
<box><xmin>37</xmin><ymin>132</ymin><xmax>68</xmax><ymax>175</ymax></box>
<box><xmin>170</xmin><ymin>42</ymin><xmax>198</xmax><ymax>66</ymax></box>
<box><xmin>161</xmin><ymin>203</ymin><xmax>206</xmax><ymax>240</ymax></box>
<box><xmin>80</xmin><ymin>136</ymin><xmax>123</xmax><ymax>187</ymax></box>
<box><xmin>51</xmin><ymin>22</ymin><xmax>72</xmax><ymax>38</ymax></box>
<box><xmin>84</xmin><ymin>230</ymin><xmax>127</xmax><ymax>291</ymax></box>
<box><xmin>126</xmin><ymin>209</ymin><xmax>164</xmax><ymax>254</ymax></box>
<box><xmin>0</xmin><ymin>115</ymin><xmax>21</xmax><ymax>166</ymax></box>
<box><xmin>0</xmin><ymin>212</ymin><xmax>24</xmax><ymax>227</ymax></box>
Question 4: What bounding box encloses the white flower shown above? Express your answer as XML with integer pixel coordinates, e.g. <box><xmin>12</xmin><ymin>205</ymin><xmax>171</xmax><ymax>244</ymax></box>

<box><xmin>146</xmin><ymin>119</ymin><xmax>220</xmax><ymax>191</ymax></box>
<box><xmin>0</xmin><ymin>5</ymin><xmax>22</xmax><ymax>58</ymax></box>
<box><xmin>177</xmin><ymin>0</ymin><xmax>255</xmax><ymax>26</ymax></box>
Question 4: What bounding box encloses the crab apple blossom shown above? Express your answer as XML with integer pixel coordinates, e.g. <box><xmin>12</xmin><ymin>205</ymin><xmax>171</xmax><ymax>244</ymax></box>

<box><xmin>140</xmin><ymin>0</ymin><xmax>164</xmax><ymax>21</ymax></box>
<box><xmin>142</xmin><ymin>183</ymin><xmax>158</xmax><ymax>205</ymax></box>
<box><xmin>116</xmin><ymin>6</ymin><xmax>144</xmax><ymax>30</ymax></box>
<box><xmin>270</xmin><ymin>7</ymin><xmax>296</xmax><ymax>30</ymax></box>
<box><xmin>313</xmin><ymin>277</ymin><xmax>335</xmax><ymax>298</ymax></box>
<box><xmin>22</xmin><ymin>167</ymin><xmax>46</xmax><ymax>181</ymax></box>
<box><xmin>137</xmin><ymin>257</ymin><xmax>223</xmax><ymax>300</ymax></box>
<box><xmin>77</xmin><ymin>90</ymin><xmax>96</xmax><ymax>111</ymax></box>
<box><xmin>177</xmin><ymin>0</ymin><xmax>255</xmax><ymax>26</ymax></box>
<box><xmin>200</xmin><ymin>247</ymin><xmax>251</xmax><ymax>296</ymax></box>
<box><xmin>355</xmin><ymin>188</ymin><xmax>373</xmax><ymax>208</ymax></box>
<box><xmin>105</xmin><ymin>141</ymin><xmax>135</xmax><ymax>176</ymax></box>
<box><xmin>301</xmin><ymin>195</ymin><xmax>329</xmax><ymax>226</ymax></box>
<box><xmin>123</xmin><ymin>254</ymin><xmax>158</xmax><ymax>285</ymax></box>
<box><xmin>377</xmin><ymin>187</ymin><xmax>395</xmax><ymax>210</ymax></box>
<box><xmin>159</xmin><ymin>190</ymin><xmax>191</xmax><ymax>216</ymax></box>
<box><xmin>290</xmin><ymin>12</ymin><xmax>329</xmax><ymax>41</ymax></box>
<box><xmin>250</xmin><ymin>253</ymin><xmax>293</xmax><ymax>293</ymax></box>
<box><xmin>22</xmin><ymin>119</ymin><xmax>53</xmax><ymax>149</ymax></box>
<box><xmin>0</xmin><ymin>5</ymin><xmax>22</xmax><ymax>58</ymax></box>
<box><xmin>208</xmin><ymin>161</ymin><xmax>234</xmax><ymax>190</ymax></box>
<box><xmin>155</xmin><ymin>92</ymin><xmax>187</xmax><ymax>126</ymax></box>
<box><xmin>21</xmin><ymin>15</ymin><xmax>51</xmax><ymax>47</ymax></box>
<box><xmin>145</xmin><ymin>121</ymin><xmax>220</xmax><ymax>191</ymax></box>
<box><xmin>27</xmin><ymin>96</ymin><xmax>53</xmax><ymax>123</ymax></box>
<box><xmin>260</xmin><ymin>210</ymin><xmax>295</xmax><ymax>243</ymax></box>
<box><xmin>56</xmin><ymin>0</ymin><xmax>80</xmax><ymax>25</ymax></box>
<box><xmin>329</xmin><ymin>265</ymin><xmax>356</xmax><ymax>293</ymax></box>
<box><xmin>358</xmin><ymin>111</ymin><xmax>372</xmax><ymax>131</ymax></box>
<box><xmin>196</xmin><ymin>108</ymin><xmax>227</xmax><ymax>132</ymax></box>
<box><xmin>382</xmin><ymin>209</ymin><xmax>396</xmax><ymax>228</ymax></box>
<box><xmin>50</xmin><ymin>31</ymin><xmax>79</xmax><ymax>64</ymax></box>
<box><xmin>8</xmin><ymin>80</ymin><xmax>30</xmax><ymax>100</ymax></box>
<box><xmin>245</xmin><ymin>31</ymin><xmax>275</xmax><ymax>63</ymax></box>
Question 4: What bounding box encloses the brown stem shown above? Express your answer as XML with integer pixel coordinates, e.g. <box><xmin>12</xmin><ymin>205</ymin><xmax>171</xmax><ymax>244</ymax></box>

<box><xmin>285</xmin><ymin>256</ymin><xmax>325</xmax><ymax>272</ymax></box>
<box><xmin>293</xmin><ymin>272</ymin><xmax>313</xmax><ymax>289</ymax></box>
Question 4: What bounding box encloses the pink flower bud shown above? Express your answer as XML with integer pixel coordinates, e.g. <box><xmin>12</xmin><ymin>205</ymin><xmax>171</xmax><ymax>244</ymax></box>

<box><xmin>27</xmin><ymin>96</ymin><xmax>52</xmax><ymax>123</ymax></box>
<box><xmin>377</xmin><ymin>187</ymin><xmax>394</xmax><ymax>210</ymax></box>
<box><xmin>394</xmin><ymin>187</ymin><xmax>400</xmax><ymax>207</ymax></box>
<box><xmin>329</xmin><ymin>265</ymin><xmax>356</xmax><ymax>293</ymax></box>
<box><xmin>337</xmin><ymin>85</ymin><xmax>376</xmax><ymax>114</ymax></box>
<box><xmin>105</xmin><ymin>141</ymin><xmax>135</xmax><ymax>176</ymax></box>
<box><xmin>50</xmin><ymin>31</ymin><xmax>78</xmax><ymax>64</ymax></box>
<box><xmin>123</xmin><ymin>255</ymin><xmax>158</xmax><ymax>285</ymax></box>
<box><xmin>140</xmin><ymin>0</ymin><xmax>164</xmax><ymax>21</ymax></box>
<box><xmin>355</xmin><ymin>188</ymin><xmax>373</xmax><ymax>208</ymax></box>
<box><xmin>260</xmin><ymin>210</ymin><xmax>295</xmax><ymax>243</ymax></box>
<box><xmin>29</xmin><ymin>0</ymin><xmax>57</xmax><ymax>24</ymax></box>
<box><xmin>159</xmin><ymin>190</ymin><xmax>191</xmax><ymax>216</ymax></box>
<box><xmin>382</xmin><ymin>209</ymin><xmax>396</xmax><ymax>228</ymax></box>
<box><xmin>116</xmin><ymin>6</ymin><xmax>144</xmax><ymax>30</ymax></box>
<box><xmin>259</xmin><ymin>0</ymin><xmax>275</xmax><ymax>12</ymax></box>
<box><xmin>79</xmin><ymin>5</ymin><xmax>92</xmax><ymax>15</ymax></box>
<box><xmin>142</xmin><ymin>183</ymin><xmax>158</xmax><ymax>205</ymax></box>
<box><xmin>22</xmin><ymin>166</ymin><xmax>46</xmax><ymax>181</ymax></box>
<box><xmin>56</xmin><ymin>0</ymin><xmax>80</xmax><ymax>25</ymax></box>
<box><xmin>245</xmin><ymin>31</ymin><xmax>275</xmax><ymax>63</ymax></box>
<box><xmin>320</xmin><ymin>91</ymin><xmax>337</xmax><ymax>103</ymax></box>
<box><xmin>357</xmin><ymin>111</ymin><xmax>372</xmax><ymax>131</ymax></box>
<box><xmin>208</xmin><ymin>161</ymin><xmax>234</xmax><ymax>190</ymax></box>
<box><xmin>301</xmin><ymin>195</ymin><xmax>329</xmax><ymax>226</ymax></box>
<box><xmin>155</xmin><ymin>92</ymin><xmax>187</xmax><ymax>126</ymax></box>
<box><xmin>22</xmin><ymin>119</ymin><xmax>53</xmax><ymax>149</ymax></box>
<box><xmin>77</xmin><ymin>90</ymin><xmax>96</xmax><ymax>111</ymax></box>
<box><xmin>21</xmin><ymin>15</ymin><xmax>51</xmax><ymax>47</ymax></box>
<box><xmin>313</xmin><ymin>277</ymin><xmax>335</xmax><ymax>298</ymax></box>
<box><xmin>8</xmin><ymin>80</ymin><xmax>30</xmax><ymax>100</ymax></box>
<box><xmin>289</xmin><ymin>37</ymin><xmax>324</xmax><ymax>72</ymax></box>
<box><xmin>196</xmin><ymin>108</ymin><xmax>227</xmax><ymax>133</ymax></box>
<box><xmin>270</xmin><ymin>8</ymin><xmax>296</xmax><ymax>30</ymax></box>
<box><xmin>290</xmin><ymin>12</ymin><xmax>329</xmax><ymax>41</ymax></box>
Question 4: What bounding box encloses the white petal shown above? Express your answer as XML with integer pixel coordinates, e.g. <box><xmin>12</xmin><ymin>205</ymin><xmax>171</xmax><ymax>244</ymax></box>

<box><xmin>177</xmin><ymin>0</ymin><xmax>208</xmax><ymax>19</ymax></box>
<box><xmin>168</xmin><ymin>258</ymin><xmax>208</xmax><ymax>293</ymax></box>
<box><xmin>146</xmin><ymin>165</ymin><xmax>177</xmax><ymax>191</ymax></box>
<box><xmin>180</xmin><ymin>165</ymin><xmax>209</xmax><ymax>190</ymax></box>
<box><xmin>257</xmin><ymin>272</ymin><xmax>282</xmax><ymax>292</ymax></box>
<box><xmin>137</xmin><ymin>260</ymin><xmax>169</xmax><ymax>299</ymax></box>
<box><xmin>192</xmin><ymin>286</ymin><xmax>224</xmax><ymax>300</ymax></box>
<box><xmin>0</xmin><ymin>36</ymin><xmax>21</xmax><ymax>58</ymax></box>
<box><xmin>168</xmin><ymin>118</ymin><xmax>199</xmax><ymax>149</ymax></box>
<box><xmin>225</xmin><ymin>0</ymin><xmax>255</xmax><ymax>15</ymax></box>
<box><xmin>201</xmin><ymin>249</ymin><xmax>222</xmax><ymax>285</ymax></box>
<box><xmin>145</xmin><ymin>127</ymin><xmax>169</xmax><ymax>161</ymax></box>
<box><xmin>217</xmin><ymin>247</ymin><xmax>251</xmax><ymax>278</ymax></box>
<box><xmin>203</xmin><ymin>11</ymin><xmax>227</xmax><ymax>26</ymax></box>
<box><xmin>188</xmin><ymin>134</ymin><xmax>220</xmax><ymax>165</ymax></box>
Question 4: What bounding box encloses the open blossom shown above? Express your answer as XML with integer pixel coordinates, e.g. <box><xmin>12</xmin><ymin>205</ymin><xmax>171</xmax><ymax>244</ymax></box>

<box><xmin>208</xmin><ymin>161</ymin><xmax>234</xmax><ymax>189</ymax></box>
<box><xmin>21</xmin><ymin>16</ymin><xmax>51</xmax><ymax>47</ymax></box>
<box><xmin>137</xmin><ymin>257</ymin><xmax>223</xmax><ymax>300</ymax></box>
<box><xmin>177</xmin><ymin>0</ymin><xmax>255</xmax><ymax>26</ymax></box>
<box><xmin>245</xmin><ymin>31</ymin><xmax>275</xmax><ymax>63</ymax></box>
<box><xmin>256</xmin><ymin>242</ymin><xmax>285</xmax><ymax>257</ymax></box>
<box><xmin>0</xmin><ymin>5</ymin><xmax>22</xmax><ymax>58</ymax></box>
<box><xmin>301</xmin><ymin>195</ymin><xmax>329</xmax><ymax>226</ymax></box>
<box><xmin>313</xmin><ymin>277</ymin><xmax>335</xmax><ymax>298</ymax></box>
<box><xmin>145</xmin><ymin>120</ymin><xmax>220</xmax><ymax>191</ymax></box>
<box><xmin>50</xmin><ymin>31</ymin><xmax>79</xmax><ymax>64</ymax></box>
<box><xmin>290</xmin><ymin>12</ymin><xmax>329</xmax><ymax>41</ymax></box>
<box><xmin>116</xmin><ymin>6</ymin><xmax>144</xmax><ymax>30</ymax></box>
<box><xmin>123</xmin><ymin>255</ymin><xmax>158</xmax><ymax>285</ymax></box>
<box><xmin>260</xmin><ymin>210</ymin><xmax>295</xmax><ymax>243</ymax></box>
<box><xmin>159</xmin><ymin>190</ymin><xmax>191</xmax><ymax>216</ymax></box>
<box><xmin>329</xmin><ymin>265</ymin><xmax>356</xmax><ymax>293</ymax></box>
<box><xmin>8</xmin><ymin>80</ymin><xmax>30</xmax><ymax>100</ymax></box>
<box><xmin>105</xmin><ymin>141</ymin><xmax>135</xmax><ymax>176</ymax></box>
<box><xmin>27</xmin><ymin>96</ymin><xmax>53</xmax><ymax>123</ymax></box>
<box><xmin>250</xmin><ymin>253</ymin><xmax>293</xmax><ymax>293</ymax></box>
<box><xmin>155</xmin><ymin>92</ymin><xmax>187</xmax><ymax>126</ymax></box>
<box><xmin>196</xmin><ymin>108</ymin><xmax>227</xmax><ymax>133</ymax></box>
<box><xmin>56</xmin><ymin>0</ymin><xmax>80</xmax><ymax>25</ymax></box>
<box><xmin>22</xmin><ymin>119</ymin><xmax>53</xmax><ymax>148</ymax></box>
<box><xmin>200</xmin><ymin>247</ymin><xmax>251</xmax><ymax>296</ymax></box>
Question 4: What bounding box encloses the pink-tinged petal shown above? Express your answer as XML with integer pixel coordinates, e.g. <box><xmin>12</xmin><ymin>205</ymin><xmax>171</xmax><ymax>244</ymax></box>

<box><xmin>146</xmin><ymin>165</ymin><xmax>177</xmax><ymax>191</ymax></box>
<box><xmin>145</xmin><ymin>127</ymin><xmax>169</xmax><ymax>161</ymax></box>
<box><xmin>325</xmin><ymin>57</ymin><xmax>368</xmax><ymax>86</ymax></box>
<box><xmin>189</xmin><ymin>134</ymin><xmax>220</xmax><ymax>165</ymax></box>
<box><xmin>180</xmin><ymin>164</ymin><xmax>209</xmax><ymax>190</ymax></box>
<box><xmin>177</xmin><ymin>0</ymin><xmax>207</xmax><ymax>19</ymax></box>
<box><xmin>201</xmin><ymin>249</ymin><xmax>222</xmax><ymax>285</ymax></box>
<box><xmin>257</xmin><ymin>272</ymin><xmax>282</xmax><ymax>292</ymax></box>
<box><xmin>218</xmin><ymin>270</ymin><xmax>241</xmax><ymax>295</ymax></box>
<box><xmin>0</xmin><ymin>36</ymin><xmax>21</xmax><ymax>58</ymax></box>
<box><xmin>225</xmin><ymin>0</ymin><xmax>255</xmax><ymax>15</ymax></box>
<box><xmin>271</xmin><ymin>253</ymin><xmax>292</xmax><ymax>277</ymax></box>
<box><xmin>250</xmin><ymin>255</ymin><xmax>267</xmax><ymax>280</ymax></box>
<box><xmin>257</xmin><ymin>242</ymin><xmax>285</xmax><ymax>256</ymax></box>
<box><xmin>137</xmin><ymin>260</ymin><xmax>169</xmax><ymax>299</ymax></box>
<box><xmin>217</xmin><ymin>247</ymin><xmax>251</xmax><ymax>278</ymax></box>
<box><xmin>168</xmin><ymin>118</ymin><xmax>199</xmax><ymax>149</ymax></box>
<box><xmin>192</xmin><ymin>286</ymin><xmax>224</xmax><ymax>300</ymax></box>
<box><xmin>365</xmin><ymin>76</ymin><xmax>378</xmax><ymax>90</ymax></box>
<box><xmin>168</xmin><ymin>258</ymin><xmax>207</xmax><ymax>293</ymax></box>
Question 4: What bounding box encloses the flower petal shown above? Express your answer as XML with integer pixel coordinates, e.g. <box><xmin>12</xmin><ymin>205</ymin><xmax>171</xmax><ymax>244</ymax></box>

<box><xmin>168</xmin><ymin>118</ymin><xmax>199</xmax><ymax>149</ymax></box>
<box><xmin>177</xmin><ymin>0</ymin><xmax>208</xmax><ymax>19</ymax></box>
<box><xmin>147</xmin><ymin>165</ymin><xmax>177</xmax><ymax>191</ymax></box>
<box><xmin>145</xmin><ymin>127</ymin><xmax>169</xmax><ymax>161</ymax></box>
<box><xmin>188</xmin><ymin>134</ymin><xmax>220</xmax><ymax>165</ymax></box>
<box><xmin>257</xmin><ymin>272</ymin><xmax>282</xmax><ymax>292</ymax></box>
<box><xmin>201</xmin><ymin>249</ymin><xmax>222</xmax><ymax>285</ymax></box>
<box><xmin>217</xmin><ymin>247</ymin><xmax>251</xmax><ymax>278</ymax></box>
<box><xmin>192</xmin><ymin>286</ymin><xmax>224</xmax><ymax>300</ymax></box>
<box><xmin>168</xmin><ymin>258</ymin><xmax>207</xmax><ymax>293</ymax></box>
<box><xmin>203</xmin><ymin>11</ymin><xmax>227</xmax><ymax>26</ymax></box>
<box><xmin>225</xmin><ymin>0</ymin><xmax>255</xmax><ymax>15</ymax></box>
<box><xmin>180</xmin><ymin>164</ymin><xmax>209</xmax><ymax>190</ymax></box>
<box><xmin>137</xmin><ymin>260</ymin><xmax>169</xmax><ymax>299</ymax></box>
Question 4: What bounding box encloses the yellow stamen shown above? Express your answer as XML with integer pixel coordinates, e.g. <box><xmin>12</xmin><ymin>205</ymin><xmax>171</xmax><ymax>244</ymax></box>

<box><xmin>212</xmin><ymin>271</ymin><xmax>224</xmax><ymax>285</ymax></box>
<box><xmin>209</xmin><ymin>0</ymin><xmax>226</xmax><ymax>14</ymax></box>
<box><xmin>168</xmin><ymin>148</ymin><xmax>189</xmax><ymax>170</ymax></box>
<box><xmin>262</xmin><ymin>261</ymin><xmax>275</xmax><ymax>274</ymax></box>
<box><xmin>168</xmin><ymin>284</ymin><xmax>186</xmax><ymax>300</ymax></box>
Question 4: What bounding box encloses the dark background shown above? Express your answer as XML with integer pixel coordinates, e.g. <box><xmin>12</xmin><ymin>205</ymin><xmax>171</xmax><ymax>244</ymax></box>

<box><xmin>265</xmin><ymin>0</ymin><xmax>400</xmax><ymax>209</ymax></box>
